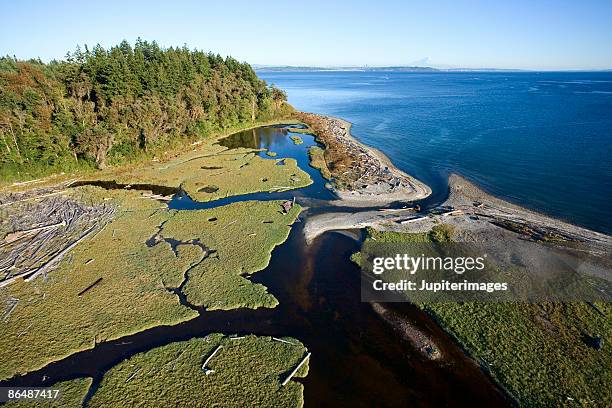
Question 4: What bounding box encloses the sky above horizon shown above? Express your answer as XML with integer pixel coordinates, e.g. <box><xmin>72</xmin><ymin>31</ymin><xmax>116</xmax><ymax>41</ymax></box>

<box><xmin>1</xmin><ymin>0</ymin><xmax>611</xmax><ymax>70</ymax></box>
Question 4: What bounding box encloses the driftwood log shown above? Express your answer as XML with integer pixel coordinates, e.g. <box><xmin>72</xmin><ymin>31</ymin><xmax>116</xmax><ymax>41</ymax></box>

<box><xmin>201</xmin><ymin>345</ymin><xmax>223</xmax><ymax>375</ymax></box>
<box><xmin>281</xmin><ymin>352</ymin><xmax>311</xmax><ymax>386</ymax></box>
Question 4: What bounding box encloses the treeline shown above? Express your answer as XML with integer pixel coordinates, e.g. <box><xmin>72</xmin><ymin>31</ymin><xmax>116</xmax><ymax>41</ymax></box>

<box><xmin>0</xmin><ymin>39</ymin><xmax>290</xmax><ymax>180</ymax></box>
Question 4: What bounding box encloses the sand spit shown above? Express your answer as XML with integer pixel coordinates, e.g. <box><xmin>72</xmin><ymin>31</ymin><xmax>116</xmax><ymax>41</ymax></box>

<box><xmin>443</xmin><ymin>174</ymin><xmax>611</xmax><ymax>255</ymax></box>
<box><xmin>296</xmin><ymin>112</ymin><xmax>431</xmax><ymax>206</ymax></box>
<box><xmin>303</xmin><ymin>206</ymin><xmax>421</xmax><ymax>243</ymax></box>
<box><xmin>305</xmin><ymin>173</ymin><xmax>611</xmax><ymax>258</ymax></box>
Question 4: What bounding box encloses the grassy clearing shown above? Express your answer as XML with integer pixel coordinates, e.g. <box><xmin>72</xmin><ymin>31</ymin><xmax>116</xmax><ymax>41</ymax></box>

<box><xmin>289</xmin><ymin>135</ymin><xmax>304</xmax><ymax>145</ymax></box>
<box><xmin>307</xmin><ymin>146</ymin><xmax>332</xmax><ymax>180</ymax></box>
<box><xmin>88</xmin><ymin>334</ymin><xmax>309</xmax><ymax>408</ymax></box>
<box><xmin>180</xmin><ymin>152</ymin><xmax>311</xmax><ymax>201</ymax></box>
<box><xmin>0</xmin><ymin>189</ymin><xmax>301</xmax><ymax>380</ymax></box>
<box><xmin>160</xmin><ymin>200</ymin><xmax>301</xmax><ymax>310</ymax></box>
<box><xmin>91</xmin><ymin>143</ymin><xmax>312</xmax><ymax>202</ymax></box>
<box><xmin>354</xmin><ymin>226</ymin><xmax>611</xmax><ymax>406</ymax></box>
<box><xmin>3</xmin><ymin>377</ymin><xmax>92</xmax><ymax>408</ymax></box>
<box><xmin>365</xmin><ymin>225</ymin><xmax>454</xmax><ymax>243</ymax></box>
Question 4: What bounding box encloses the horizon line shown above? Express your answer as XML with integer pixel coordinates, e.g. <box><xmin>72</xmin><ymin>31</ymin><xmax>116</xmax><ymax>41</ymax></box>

<box><xmin>252</xmin><ymin>65</ymin><xmax>612</xmax><ymax>73</ymax></box>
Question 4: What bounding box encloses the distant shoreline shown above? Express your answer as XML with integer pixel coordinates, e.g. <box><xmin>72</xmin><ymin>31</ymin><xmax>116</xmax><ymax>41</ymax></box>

<box><xmin>257</xmin><ymin>66</ymin><xmax>611</xmax><ymax>73</ymax></box>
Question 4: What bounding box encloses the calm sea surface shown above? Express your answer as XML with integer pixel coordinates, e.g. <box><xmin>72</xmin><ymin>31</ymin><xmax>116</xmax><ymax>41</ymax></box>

<box><xmin>259</xmin><ymin>71</ymin><xmax>612</xmax><ymax>234</ymax></box>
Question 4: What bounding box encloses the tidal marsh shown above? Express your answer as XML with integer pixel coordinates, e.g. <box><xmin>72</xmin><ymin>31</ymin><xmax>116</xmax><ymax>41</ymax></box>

<box><xmin>88</xmin><ymin>334</ymin><xmax>309</xmax><ymax>407</ymax></box>
<box><xmin>0</xmin><ymin>188</ymin><xmax>301</xmax><ymax>380</ymax></box>
<box><xmin>79</xmin><ymin>138</ymin><xmax>311</xmax><ymax>203</ymax></box>
<box><xmin>354</xmin><ymin>226</ymin><xmax>612</xmax><ymax>406</ymax></box>
<box><xmin>155</xmin><ymin>200</ymin><xmax>302</xmax><ymax>310</ymax></box>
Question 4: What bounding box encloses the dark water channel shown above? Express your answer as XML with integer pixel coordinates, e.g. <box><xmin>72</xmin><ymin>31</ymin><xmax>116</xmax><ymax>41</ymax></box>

<box><xmin>1</xmin><ymin>126</ymin><xmax>512</xmax><ymax>407</ymax></box>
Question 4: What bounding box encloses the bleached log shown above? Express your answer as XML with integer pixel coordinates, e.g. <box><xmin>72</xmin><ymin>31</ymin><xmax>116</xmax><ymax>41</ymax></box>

<box><xmin>125</xmin><ymin>367</ymin><xmax>141</xmax><ymax>383</ymax></box>
<box><xmin>442</xmin><ymin>209</ymin><xmax>464</xmax><ymax>217</ymax></box>
<box><xmin>12</xmin><ymin>178</ymin><xmax>45</xmax><ymax>186</ymax></box>
<box><xmin>0</xmin><ymin>275</ymin><xmax>24</xmax><ymax>288</ymax></box>
<box><xmin>282</xmin><ymin>352</ymin><xmax>311</xmax><ymax>386</ymax></box>
<box><xmin>399</xmin><ymin>216</ymin><xmax>428</xmax><ymax>224</ymax></box>
<box><xmin>17</xmin><ymin>323</ymin><xmax>33</xmax><ymax>338</ymax></box>
<box><xmin>24</xmin><ymin>225</ymin><xmax>97</xmax><ymax>283</ymax></box>
<box><xmin>272</xmin><ymin>337</ymin><xmax>297</xmax><ymax>345</ymax></box>
<box><xmin>15</xmin><ymin>220</ymin><xmax>66</xmax><ymax>235</ymax></box>
<box><xmin>378</xmin><ymin>207</ymin><xmax>413</xmax><ymax>213</ymax></box>
<box><xmin>2</xmin><ymin>299</ymin><xmax>18</xmax><ymax>322</ymax></box>
<box><xmin>201</xmin><ymin>345</ymin><xmax>223</xmax><ymax>374</ymax></box>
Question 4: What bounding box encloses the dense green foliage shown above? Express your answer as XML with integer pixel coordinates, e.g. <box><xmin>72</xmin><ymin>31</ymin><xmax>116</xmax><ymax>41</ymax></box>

<box><xmin>0</xmin><ymin>40</ymin><xmax>289</xmax><ymax>180</ymax></box>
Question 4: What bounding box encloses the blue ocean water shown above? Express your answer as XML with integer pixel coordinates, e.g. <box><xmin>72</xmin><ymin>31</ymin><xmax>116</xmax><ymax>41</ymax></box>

<box><xmin>259</xmin><ymin>71</ymin><xmax>612</xmax><ymax>234</ymax></box>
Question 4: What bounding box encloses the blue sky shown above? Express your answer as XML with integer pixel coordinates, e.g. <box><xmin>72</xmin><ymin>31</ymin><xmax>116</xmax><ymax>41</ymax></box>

<box><xmin>1</xmin><ymin>0</ymin><xmax>611</xmax><ymax>70</ymax></box>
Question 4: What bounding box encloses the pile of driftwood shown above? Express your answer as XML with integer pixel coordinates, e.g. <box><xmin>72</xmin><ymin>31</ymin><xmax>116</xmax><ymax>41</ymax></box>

<box><xmin>0</xmin><ymin>190</ymin><xmax>117</xmax><ymax>287</ymax></box>
<box><xmin>0</xmin><ymin>179</ymin><xmax>79</xmax><ymax>207</ymax></box>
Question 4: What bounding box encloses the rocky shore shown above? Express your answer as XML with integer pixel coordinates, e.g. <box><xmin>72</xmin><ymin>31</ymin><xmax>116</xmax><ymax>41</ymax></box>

<box><xmin>296</xmin><ymin>112</ymin><xmax>431</xmax><ymax>205</ymax></box>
